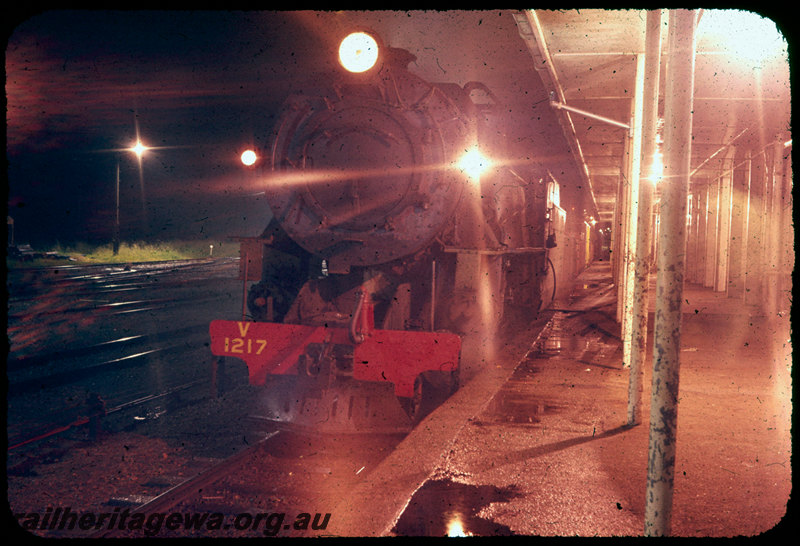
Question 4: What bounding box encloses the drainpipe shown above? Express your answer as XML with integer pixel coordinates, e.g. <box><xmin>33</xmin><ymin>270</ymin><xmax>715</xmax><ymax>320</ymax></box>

<box><xmin>549</xmin><ymin>97</ymin><xmax>631</xmax><ymax>132</ymax></box>
<box><xmin>627</xmin><ymin>9</ymin><xmax>663</xmax><ymax>426</ymax></box>
<box><xmin>644</xmin><ymin>9</ymin><xmax>697</xmax><ymax>536</ymax></box>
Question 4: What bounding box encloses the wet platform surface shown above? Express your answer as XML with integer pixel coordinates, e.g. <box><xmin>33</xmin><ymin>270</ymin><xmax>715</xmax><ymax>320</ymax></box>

<box><xmin>327</xmin><ymin>261</ymin><xmax>792</xmax><ymax>537</ymax></box>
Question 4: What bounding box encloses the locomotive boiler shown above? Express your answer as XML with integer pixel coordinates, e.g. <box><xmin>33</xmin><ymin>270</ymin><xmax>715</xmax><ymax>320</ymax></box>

<box><xmin>210</xmin><ymin>30</ymin><xmax>567</xmax><ymax>432</ymax></box>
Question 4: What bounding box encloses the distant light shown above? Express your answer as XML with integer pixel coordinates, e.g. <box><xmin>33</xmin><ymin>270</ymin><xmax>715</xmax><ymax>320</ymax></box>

<box><xmin>457</xmin><ymin>147</ymin><xmax>491</xmax><ymax>183</ymax></box>
<box><xmin>130</xmin><ymin>140</ymin><xmax>148</xmax><ymax>158</ymax></box>
<box><xmin>339</xmin><ymin>32</ymin><xmax>380</xmax><ymax>73</ymax></box>
<box><xmin>547</xmin><ymin>178</ymin><xmax>561</xmax><ymax>209</ymax></box>
<box><xmin>241</xmin><ymin>149</ymin><xmax>258</xmax><ymax>166</ymax></box>
<box><xmin>698</xmin><ymin>10</ymin><xmax>787</xmax><ymax>66</ymax></box>
<box><xmin>649</xmin><ymin>150</ymin><xmax>664</xmax><ymax>185</ymax></box>
<box><xmin>446</xmin><ymin>516</ymin><xmax>471</xmax><ymax>537</ymax></box>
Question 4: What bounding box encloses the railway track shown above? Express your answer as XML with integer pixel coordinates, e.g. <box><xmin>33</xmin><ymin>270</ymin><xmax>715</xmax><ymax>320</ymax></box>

<box><xmin>8</xmin><ymin>256</ymin><xmax>556</xmax><ymax>539</ymax></box>
<box><xmin>7</xmin><ymin>258</ymin><xmax>240</xmax><ymax>359</ymax></box>
<box><xmin>7</xmin><ymin>258</ymin><xmax>245</xmax><ymax>452</ymax></box>
<box><xmin>7</xmin><ymin>379</ymin><xmax>207</xmax><ymax>452</ymax></box>
<box><xmin>38</xmin><ymin>425</ymin><xmax>403</xmax><ymax>539</ymax></box>
<box><xmin>6</xmin><ymin>324</ymin><xmax>225</xmax><ymax>451</ymax></box>
<box><xmin>8</xmin><ymin>256</ymin><xmax>394</xmax><ymax>539</ymax></box>
<box><xmin>88</xmin><ymin>430</ymin><xmax>283</xmax><ymax>538</ymax></box>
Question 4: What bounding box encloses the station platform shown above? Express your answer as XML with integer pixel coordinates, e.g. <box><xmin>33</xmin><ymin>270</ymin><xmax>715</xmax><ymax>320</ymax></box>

<box><xmin>326</xmin><ymin>261</ymin><xmax>793</xmax><ymax>537</ymax></box>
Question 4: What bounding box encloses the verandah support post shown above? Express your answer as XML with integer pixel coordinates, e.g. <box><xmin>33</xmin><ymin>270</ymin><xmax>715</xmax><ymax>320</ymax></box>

<box><xmin>644</xmin><ymin>9</ymin><xmax>697</xmax><ymax>536</ymax></box>
<box><xmin>621</xmin><ymin>53</ymin><xmax>644</xmax><ymax>372</ymax></box>
<box><xmin>627</xmin><ymin>9</ymin><xmax>662</xmax><ymax>426</ymax></box>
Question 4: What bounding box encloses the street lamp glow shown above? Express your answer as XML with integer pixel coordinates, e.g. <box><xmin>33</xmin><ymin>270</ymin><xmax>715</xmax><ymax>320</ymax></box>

<box><xmin>130</xmin><ymin>140</ymin><xmax>148</xmax><ymax>158</ymax></box>
<box><xmin>241</xmin><ymin>149</ymin><xmax>258</xmax><ymax>166</ymax></box>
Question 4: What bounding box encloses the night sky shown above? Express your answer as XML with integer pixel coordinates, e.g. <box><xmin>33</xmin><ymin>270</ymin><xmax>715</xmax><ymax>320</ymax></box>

<box><xmin>6</xmin><ymin>11</ymin><xmax>321</xmax><ymax>246</ymax></box>
<box><xmin>5</xmin><ymin>10</ymin><xmax>580</xmax><ymax>247</ymax></box>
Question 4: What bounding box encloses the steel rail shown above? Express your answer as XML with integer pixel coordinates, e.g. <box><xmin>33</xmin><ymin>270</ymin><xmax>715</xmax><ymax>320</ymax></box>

<box><xmin>90</xmin><ymin>431</ymin><xmax>281</xmax><ymax>538</ymax></box>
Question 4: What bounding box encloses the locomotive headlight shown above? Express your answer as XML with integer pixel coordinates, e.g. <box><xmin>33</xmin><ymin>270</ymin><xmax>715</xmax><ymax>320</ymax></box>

<box><xmin>457</xmin><ymin>147</ymin><xmax>492</xmax><ymax>183</ymax></box>
<box><xmin>241</xmin><ymin>149</ymin><xmax>258</xmax><ymax>167</ymax></box>
<box><xmin>339</xmin><ymin>32</ymin><xmax>380</xmax><ymax>73</ymax></box>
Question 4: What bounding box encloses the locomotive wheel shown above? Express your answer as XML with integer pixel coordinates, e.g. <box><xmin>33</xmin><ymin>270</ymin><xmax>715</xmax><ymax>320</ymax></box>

<box><xmin>409</xmin><ymin>376</ymin><xmax>433</xmax><ymax>423</ymax></box>
<box><xmin>406</xmin><ymin>371</ymin><xmax>456</xmax><ymax>424</ymax></box>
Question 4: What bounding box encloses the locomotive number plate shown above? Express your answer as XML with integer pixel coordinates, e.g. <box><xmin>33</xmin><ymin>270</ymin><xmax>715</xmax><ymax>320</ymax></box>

<box><xmin>219</xmin><ymin>322</ymin><xmax>268</xmax><ymax>355</ymax></box>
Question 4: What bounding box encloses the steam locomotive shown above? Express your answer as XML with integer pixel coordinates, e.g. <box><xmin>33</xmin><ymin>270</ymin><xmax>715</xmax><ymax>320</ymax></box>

<box><xmin>209</xmin><ymin>29</ymin><xmax>581</xmax><ymax>433</ymax></box>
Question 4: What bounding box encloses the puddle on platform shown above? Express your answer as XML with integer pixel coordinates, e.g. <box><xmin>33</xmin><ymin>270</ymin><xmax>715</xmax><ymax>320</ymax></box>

<box><xmin>482</xmin><ymin>392</ymin><xmax>564</xmax><ymax>424</ymax></box>
<box><xmin>538</xmin><ymin>312</ymin><xmax>588</xmax><ymax>354</ymax></box>
<box><xmin>533</xmin><ymin>311</ymin><xmax>620</xmax><ymax>367</ymax></box>
<box><xmin>475</xmin><ymin>353</ymin><xmax>565</xmax><ymax>424</ymax></box>
<box><xmin>392</xmin><ymin>479</ymin><xmax>520</xmax><ymax>536</ymax></box>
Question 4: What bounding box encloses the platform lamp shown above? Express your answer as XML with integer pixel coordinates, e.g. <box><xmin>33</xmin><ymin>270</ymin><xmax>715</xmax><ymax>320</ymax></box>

<box><xmin>113</xmin><ymin>140</ymin><xmax>149</xmax><ymax>255</ymax></box>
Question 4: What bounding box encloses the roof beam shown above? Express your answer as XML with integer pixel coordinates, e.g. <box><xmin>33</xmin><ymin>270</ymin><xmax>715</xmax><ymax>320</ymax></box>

<box><xmin>512</xmin><ymin>9</ymin><xmax>600</xmax><ymax>219</ymax></box>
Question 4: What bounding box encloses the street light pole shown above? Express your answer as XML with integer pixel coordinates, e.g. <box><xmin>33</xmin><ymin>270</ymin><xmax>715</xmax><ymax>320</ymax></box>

<box><xmin>112</xmin><ymin>140</ymin><xmax>148</xmax><ymax>254</ymax></box>
<box><xmin>132</xmin><ymin>140</ymin><xmax>148</xmax><ymax>231</ymax></box>
<box><xmin>113</xmin><ymin>161</ymin><xmax>121</xmax><ymax>255</ymax></box>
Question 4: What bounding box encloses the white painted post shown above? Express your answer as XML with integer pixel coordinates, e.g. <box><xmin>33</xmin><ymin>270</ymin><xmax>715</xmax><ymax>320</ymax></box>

<box><xmin>627</xmin><ymin>9</ymin><xmax>662</xmax><ymax>426</ymax></box>
<box><xmin>644</xmin><ymin>9</ymin><xmax>697</xmax><ymax>537</ymax></box>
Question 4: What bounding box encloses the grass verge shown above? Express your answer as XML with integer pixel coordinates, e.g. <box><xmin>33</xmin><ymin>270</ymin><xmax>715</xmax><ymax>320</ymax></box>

<box><xmin>7</xmin><ymin>240</ymin><xmax>239</xmax><ymax>267</ymax></box>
